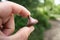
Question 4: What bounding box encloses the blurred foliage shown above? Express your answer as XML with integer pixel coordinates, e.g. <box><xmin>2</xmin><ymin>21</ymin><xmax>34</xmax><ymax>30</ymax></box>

<box><xmin>9</xmin><ymin>0</ymin><xmax>60</xmax><ymax>40</ymax></box>
<box><xmin>49</xmin><ymin>16</ymin><xmax>56</xmax><ymax>20</ymax></box>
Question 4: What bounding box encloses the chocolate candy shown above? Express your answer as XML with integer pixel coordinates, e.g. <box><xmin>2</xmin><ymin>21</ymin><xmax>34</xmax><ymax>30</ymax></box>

<box><xmin>27</xmin><ymin>16</ymin><xmax>38</xmax><ymax>27</ymax></box>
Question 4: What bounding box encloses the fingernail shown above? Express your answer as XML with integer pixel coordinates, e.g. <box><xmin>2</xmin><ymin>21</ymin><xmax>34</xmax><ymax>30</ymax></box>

<box><xmin>28</xmin><ymin>26</ymin><xmax>35</xmax><ymax>32</ymax></box>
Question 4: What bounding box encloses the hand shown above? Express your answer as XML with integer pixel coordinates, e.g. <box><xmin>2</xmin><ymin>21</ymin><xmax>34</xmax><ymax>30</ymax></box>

<box><xmin>0</xmin><ymin>1</ymin><xmax>34</xmax><ymax>40</ymax></box>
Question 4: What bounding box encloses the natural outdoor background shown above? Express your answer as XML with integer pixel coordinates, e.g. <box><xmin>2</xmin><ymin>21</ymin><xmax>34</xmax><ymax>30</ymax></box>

<box><xmin>9</xmin><ymin>0</ymin><xmax>60</xmax><ymax>40</ymax></box>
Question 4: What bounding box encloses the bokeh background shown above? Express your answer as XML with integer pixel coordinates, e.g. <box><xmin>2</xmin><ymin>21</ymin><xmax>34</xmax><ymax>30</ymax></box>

<box><xmin>8</xmin><ymin>0</ymin><xmax>60</xmax><ymax>40</ymax></box>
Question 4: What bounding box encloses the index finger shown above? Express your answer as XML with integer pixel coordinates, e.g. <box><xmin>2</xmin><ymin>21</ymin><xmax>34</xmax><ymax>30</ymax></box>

<box><xmin>7</xmin><ymin>1</ymin><xmax>31</xmax><ymax>17</ymax></box>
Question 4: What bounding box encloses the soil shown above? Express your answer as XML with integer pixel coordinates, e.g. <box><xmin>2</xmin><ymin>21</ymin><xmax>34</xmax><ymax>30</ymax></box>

<box><xmin>44</xmin><ymin>19</ymin><xmax>60</xmax><ymax>40</ymax></box>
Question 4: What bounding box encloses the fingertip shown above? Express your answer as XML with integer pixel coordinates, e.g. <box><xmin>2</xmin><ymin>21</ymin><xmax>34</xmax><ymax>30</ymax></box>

<box><xmin>20</xmin><ymin>26</ymin><xmax>35</xmax><ymax>33</ymax></box>
<box><xmin>27</xmin><ymin>26</ymin><xmax>35</xmax><ymax>32</ymax></box>
<box><xmin>19</xmin><ymin>26</ymin><xmax>35</xmax><ymax>38</ymax></box>
<box><xmin>20</xmin><ymin>9</ymin><xmax>31</xmax><ymax>18</ymax></box>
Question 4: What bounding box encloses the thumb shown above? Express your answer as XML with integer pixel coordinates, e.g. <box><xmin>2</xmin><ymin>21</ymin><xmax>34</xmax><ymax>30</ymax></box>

<box><xmin>10</xmin><ymin>26</ymin><xmax>34</xmax><ymax>40</ymax></box>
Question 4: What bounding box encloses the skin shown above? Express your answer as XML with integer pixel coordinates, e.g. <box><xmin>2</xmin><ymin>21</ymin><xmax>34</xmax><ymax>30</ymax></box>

<box><xmin>0</xmin><ymin>1</ymin><xmax>34</xmax><ymax>40</ymax></box>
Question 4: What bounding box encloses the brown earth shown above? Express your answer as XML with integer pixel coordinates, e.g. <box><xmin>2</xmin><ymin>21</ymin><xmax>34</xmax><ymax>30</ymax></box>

<box><xmin>44</xmin><ymin>20</ymin><xmax>60</xmax><ymax>40</ymax></box>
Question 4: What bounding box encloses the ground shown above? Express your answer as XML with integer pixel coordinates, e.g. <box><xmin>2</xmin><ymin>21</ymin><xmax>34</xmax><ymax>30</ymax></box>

<box><xmin>44</xmin><ymin>19</ymin><xmax>60</xmax><ymax>40</ymax></box>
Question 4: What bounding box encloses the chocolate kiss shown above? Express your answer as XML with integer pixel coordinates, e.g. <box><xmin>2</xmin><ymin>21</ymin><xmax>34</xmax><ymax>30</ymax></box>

<box><xmin>27</xmin><ymin>16</ymin><xmax>38</xmax><ymax>27</ymax></box>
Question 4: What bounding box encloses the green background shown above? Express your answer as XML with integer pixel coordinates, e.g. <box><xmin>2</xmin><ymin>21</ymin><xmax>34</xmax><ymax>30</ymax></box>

<box><xmin>8</xmin><ymin>0</ymin><xmax>60</xmax><ymax>40</ymax></box>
